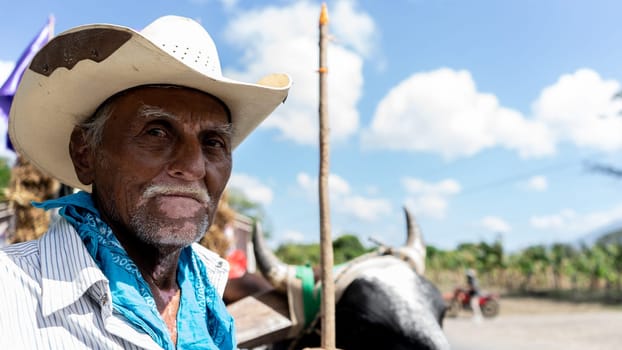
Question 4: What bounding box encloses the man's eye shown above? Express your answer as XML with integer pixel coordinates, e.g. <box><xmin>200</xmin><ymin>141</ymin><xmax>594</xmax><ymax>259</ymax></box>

<box><xmin>147</xmin><ymin>128</ymin><xmax>167</xmax><ymax>137</ymax></box>
<box><xmin>204</xmin><ymin>138</ymin><xmax>225</xmax><ymax>148</ymax></box>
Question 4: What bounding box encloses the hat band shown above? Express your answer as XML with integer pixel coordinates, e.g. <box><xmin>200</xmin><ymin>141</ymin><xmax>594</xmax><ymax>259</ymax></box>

<box><xmin>31</xmin><ymin>28</ymin><xmax>132</xmax><ymax>76</ymax></box>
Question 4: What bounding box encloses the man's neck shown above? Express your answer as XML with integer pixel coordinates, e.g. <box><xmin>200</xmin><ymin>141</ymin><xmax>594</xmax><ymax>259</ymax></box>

<box><xmin>138</xmin><ymin>256</ymin><xmax>181</xmax><ymax>346</ymax></box>
<box><xmin>121</xmin><ymin>238</ymin><xmax>183</xmax><ymax>345</ymax></box>
<box><xmin>91</xmin><ymin>196</ymin><xmax>184</xmax><ymax>344</ymax></box>
<box><xmin>103</xmin><ymin>219</ymin><xmax>183</xmax><ymax>338</ymax></box>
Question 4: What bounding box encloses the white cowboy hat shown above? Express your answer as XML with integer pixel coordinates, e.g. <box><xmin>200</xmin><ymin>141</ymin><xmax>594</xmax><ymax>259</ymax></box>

<box><xmin>8</xmin><ymin>15</ymin><xmax>291</xmax><ymax>191</ymax></box>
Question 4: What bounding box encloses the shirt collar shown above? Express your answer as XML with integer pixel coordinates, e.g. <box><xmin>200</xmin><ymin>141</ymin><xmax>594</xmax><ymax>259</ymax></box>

<box><xmin>40</xmin><ymin>217</ymin><xmax>108</xmax><ymax>316</ymax></box>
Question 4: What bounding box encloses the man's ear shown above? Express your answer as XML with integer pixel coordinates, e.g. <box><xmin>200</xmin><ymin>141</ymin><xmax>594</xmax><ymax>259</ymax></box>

<box><xmin>69</xmin><ymin>127</ymin><xmax>95</xmax><ymax>186</ymax></box>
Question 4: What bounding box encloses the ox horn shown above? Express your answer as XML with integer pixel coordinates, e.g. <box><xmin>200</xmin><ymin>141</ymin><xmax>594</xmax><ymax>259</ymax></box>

<box><xmin>404</xmin><ymin>206</ymin><xmax>425</xmax><ymax>249</ymax></box>
<box><xmin>252</xmin><ymin>221</ymin><xmax>289</xmax><ymax>293</ymax></box>
<box><xmin>400</xmin><ymin>206</ymin><xmax>427</xmax><ymax>274</ymax></box>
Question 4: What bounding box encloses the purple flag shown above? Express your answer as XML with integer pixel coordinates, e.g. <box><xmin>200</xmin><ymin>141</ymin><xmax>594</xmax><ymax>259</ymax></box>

<box><xmin>0</xmin><ymin>16</ymin><xmax>54</xmax><ymax>151</ymax></box>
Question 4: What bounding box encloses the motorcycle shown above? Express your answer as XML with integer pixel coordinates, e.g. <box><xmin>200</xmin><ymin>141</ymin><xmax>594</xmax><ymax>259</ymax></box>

<box><xmin>444</xmin><ymin>287</ymin><xmax>500</xmax><ymax>318</ymax></box>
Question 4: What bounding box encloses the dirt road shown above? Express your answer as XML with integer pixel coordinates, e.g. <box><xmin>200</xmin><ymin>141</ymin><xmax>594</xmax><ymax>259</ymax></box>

<box><xmin>444</xmin><ymin>297</ymin><xmax>622</xmax><ymax>350</ymax></box>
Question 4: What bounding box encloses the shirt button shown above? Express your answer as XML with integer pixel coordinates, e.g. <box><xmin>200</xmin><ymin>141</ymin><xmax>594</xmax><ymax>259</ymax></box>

<box><xmin>101</xmin><ymin>293</ymin><xmax>109</xmax><ymax>306</ymax></box>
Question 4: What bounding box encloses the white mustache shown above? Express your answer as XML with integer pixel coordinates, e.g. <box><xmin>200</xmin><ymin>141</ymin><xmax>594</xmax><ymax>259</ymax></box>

<box><xmin>142</xmin><ymin>185</ymin><xmax>211</xmax><ymax>205</ymax></box>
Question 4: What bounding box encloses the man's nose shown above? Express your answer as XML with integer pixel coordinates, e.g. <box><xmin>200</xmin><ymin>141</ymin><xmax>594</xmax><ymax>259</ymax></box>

<box><xmin>167</xmin><ymin>139</ymin><xmax>206</xmax><ymax>180</ymax></box>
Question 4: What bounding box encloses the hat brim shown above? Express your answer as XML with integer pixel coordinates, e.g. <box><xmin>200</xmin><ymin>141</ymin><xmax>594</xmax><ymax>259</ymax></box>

<box><xmin>9</xmin><ymin>23</ymin><xmax>290</xmax><ymax>191</ymax></box>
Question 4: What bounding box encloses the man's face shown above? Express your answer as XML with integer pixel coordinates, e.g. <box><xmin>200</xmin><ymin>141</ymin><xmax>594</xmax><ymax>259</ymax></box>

<box><xmin>76</xmin><ymin>86</ymin><xmax>232</xmax><ymax>249</ymax></box>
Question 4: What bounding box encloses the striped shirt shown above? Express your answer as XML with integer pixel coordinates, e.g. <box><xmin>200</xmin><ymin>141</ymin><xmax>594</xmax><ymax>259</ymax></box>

<box><xmin>0</xmin><ymin>217</ymin><xmax>230</xmax><ymax>349</ymax></box>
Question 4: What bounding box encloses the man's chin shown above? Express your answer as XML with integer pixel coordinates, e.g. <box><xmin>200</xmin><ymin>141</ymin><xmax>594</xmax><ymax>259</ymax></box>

<box><xmin>128</xmin><ymin>201</ymin><xmax>210</xmax><ymax>248</ymax></box>
<box><xmin>130</xmin><ymin>216</ymin><xmax>209</xmax><ymax>250</ymax></box>
<box><xmin>137</xmin><ymin>229</ymin><xmax>205</xmax><ymax>249</ymax></box>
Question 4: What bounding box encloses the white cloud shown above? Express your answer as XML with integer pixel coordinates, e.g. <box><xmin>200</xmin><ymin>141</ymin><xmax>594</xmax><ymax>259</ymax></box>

<box><xmin>297</xmin><ymin>172</ymin><xmax>350</xmax><ymax>196</ymax></box>
<box><xmin>188</xmin><ymin>0</ymin><xmax>237</xmax><ymax>8</ymax></box>
<box><xmin>223</xmin><ymin>0</ymin><xmax>373</xmax><ymax>145</ymax></box>
<box><xmin>405</xmin><ymin>194</ymin><xmax>449</xmax><ymax>220</ymax></box>
<box><xmin>402</xmin><ymin>177</ymin><xmax>461</xmax><ymax>219</ymax></box>
<box><xmin>228</xmin><ymin>173</ymin><xmax>273</xmax><ymax>205</ymax></box>
<box><xmin>282</xmin><ymin>229</ymin><xmax>306</xmax><ymax>243</ymax></box>
<box><xmin>331</xmin><ymin>0</ymin><xmax>377</xmax><ymax>57</ymax></box>
<box><xmin>531</xmin><ymin>209</ymin><xmax>576</xmax><ymax>230</ymax></box>
<box><xmin>328</xmin><ymin>173</ymin><xmax>351</xmax><ymax>196</ymax></box>
<box><xmin>362</xmin><ymin>68</ymin><xmax>555</xmax><ymax>159</ymax></box>
<box><xmin>530</xmin><ymin>205</ymin><xmax>622</xmax><ymax>236</ymax></box>
<box><xmin>480</xmin><ymin>216</ymin><xmax>511</xmax><ymax>233</ymax></box>
<box><xmin>0</xmin><ymin>60</ymin><xmax>13</xmax><ymax>84</ymax></box>
<box><xmin>525</xmin><ymin>175</ymin><xmax>548</xmax><ymax>191</ymax></box>
<box><xmin>296</xmin><ymin>172</ymin><xmax>313</xmax><ymax>191</ymax></box>
<box><xmin>533</xmin><ymin>68</ymin><xmax>622</xmax><ymax>152</ymax></box>
<box><xmin>402</xmin><ymin>177</ymin><xmax>461</xmax><ymax>195</ymax></box>
<box><xmin>340</xmin><ymin>195</ymin><xmax>392</xmax><ymax>222</ymax></box>
<box><xmin>296</xmin><ymin>172</ymin><xmax>391</xmax><ymax>222</ymax></box>
<box><xmin>363</xmin><ymin>68</ymin><xmax>622</xmax><ymax>159</ymax></box>
<box><xmin>219</xmin><ymin>0</ymin><xmax>238</xmax><ymax>10</ymax></box>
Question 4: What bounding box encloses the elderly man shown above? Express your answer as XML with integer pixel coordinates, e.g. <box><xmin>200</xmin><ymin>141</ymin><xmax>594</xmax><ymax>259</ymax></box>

<box><xmin>0</xmin><ymin>16</ymin><xmax>290</xmax><ymax>349</ymax></box>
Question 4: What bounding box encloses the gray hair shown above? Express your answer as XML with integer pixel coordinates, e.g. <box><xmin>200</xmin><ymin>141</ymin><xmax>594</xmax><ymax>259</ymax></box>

<box><xmin>77</xmin><ymin>100</ymin><xmax>115</xmax><ymax>150</ymax></box>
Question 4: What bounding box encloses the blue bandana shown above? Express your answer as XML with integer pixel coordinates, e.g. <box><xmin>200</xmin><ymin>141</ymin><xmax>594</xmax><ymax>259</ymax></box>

<box><xmin>35</xmin><ymin>192</ymin><xmax>235</xmax><ymax>350</ymax></box>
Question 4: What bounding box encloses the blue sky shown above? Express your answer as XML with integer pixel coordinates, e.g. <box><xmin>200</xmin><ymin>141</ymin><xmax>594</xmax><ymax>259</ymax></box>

<box><xmin>2</xmin><ymin>0</ymin><xmax>622</xmax><ymax>251</ymax></box>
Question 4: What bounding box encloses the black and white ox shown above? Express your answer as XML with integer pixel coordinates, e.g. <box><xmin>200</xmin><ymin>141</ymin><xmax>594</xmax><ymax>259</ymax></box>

<box><xmin>227</xmin><ymin>208</ymin><xmax>449</xmax><ymax>350</ymax></box>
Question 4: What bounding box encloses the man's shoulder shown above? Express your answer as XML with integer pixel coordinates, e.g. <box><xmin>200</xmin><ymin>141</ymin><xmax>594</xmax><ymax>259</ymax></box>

<box><xmin>0</xmin><ymin>218</ymin><xmax>80</xmax><ymax>271</ymax></box>
<box><xmin>0</xmin><ymin>238</ymin><xmax>41</xmax><ymax>271</ymax></box>
<box><xmin>191</xmin><ymin>243</ymin><xmax>229</xmax><ymax>270</ymax></box>
<box><xmin>0</xmin><ymin>238</ymin><xmax>40</xmax><ymax>256</ymax></box>
<box><xmin>0</xmin><ymin>235</ymin><xmax>44</xmax><ymax>304</ymax></box>
<box><xmin>191</xmin><ymin>243</ymin><xmax>230</xmax><ymax>296</ymax></box>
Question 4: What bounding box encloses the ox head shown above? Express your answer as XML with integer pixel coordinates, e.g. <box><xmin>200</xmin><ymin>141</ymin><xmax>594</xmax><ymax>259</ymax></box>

<box><xmin>252</xmin><ymin>207</ymin><xmax>450</xmax><ymax>350</ymax></box>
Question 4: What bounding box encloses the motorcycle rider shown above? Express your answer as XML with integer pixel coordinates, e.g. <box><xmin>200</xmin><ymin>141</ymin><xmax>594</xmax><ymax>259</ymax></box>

<box><xmin>466</xmin><ymin>268</ymin><xmax>483</xmax><ymax>323</ymax></box>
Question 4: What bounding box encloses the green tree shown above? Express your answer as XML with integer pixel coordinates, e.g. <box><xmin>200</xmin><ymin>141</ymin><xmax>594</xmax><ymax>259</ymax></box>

<box><xmin>276</xmin><ymin>242</ymin><xmax>320</xmax><ymax>265</ymax></box>
<box><xmin>227</xmin><ymin>187</ymin><xmax>266</xmax><ymax>220</ymax></box>
<box><xmin>275</xmin><ymin>234</ymin><xmax>370</xmax><ymax>266</ymax></box>
<box><xmin>609</xmin><ymin>242</ymin><xmax>622</xmax><ymax>292</ymax></box>
<box><xmin>332</xmin><ymin>234</ymin><xmax>370</xmax><ymax>265</ymax></box>
<box><xmin>549</xmin><ymin>243</ymin><xmax>576</xmax><ymax>290</ymax></box>
<box><xmin>455</xmin><ymin>243</ymin><xmax>479</xmax><ymax>270</ymax></box>
<box><xmin>478</xmin><ymin>238</ymin><xmax>505</xmax><ymax>286</ymax></box>
<box><xmin>0</xmin><ymin>158</ymin><xmax>11</xmax><ymax>200</ymax></box>
<box><xmin>572</xmin><ymin>245</ymin><xmax>591</xmax><ymax>290</ymax></box>
<box><xmin>512</xmin><ymin>245</ymin><xmax>548</xmax><ymax>290</ymax></box>
<box><xmin>225</xmin><ymin>187</ymin><xmax>274</xmax><ymax>238</ymax></box>
<box><xmin>588</xmin><ymin>244</ymin><xmax>613</xmax><ymax>291</ymax></box>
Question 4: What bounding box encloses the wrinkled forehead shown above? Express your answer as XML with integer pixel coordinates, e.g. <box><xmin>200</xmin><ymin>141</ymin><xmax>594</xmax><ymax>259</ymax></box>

<box><xmin>97</xmin><ymin>84</ymin><xmax>232</xmax><ymax>123</ymax></box>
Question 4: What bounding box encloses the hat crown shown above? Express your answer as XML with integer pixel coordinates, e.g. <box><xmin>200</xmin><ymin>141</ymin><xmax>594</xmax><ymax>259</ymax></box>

<box><xmin>140</xmin><ymin>16</ymin><xmax>222</xmax><ymax>78</ymax></box>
